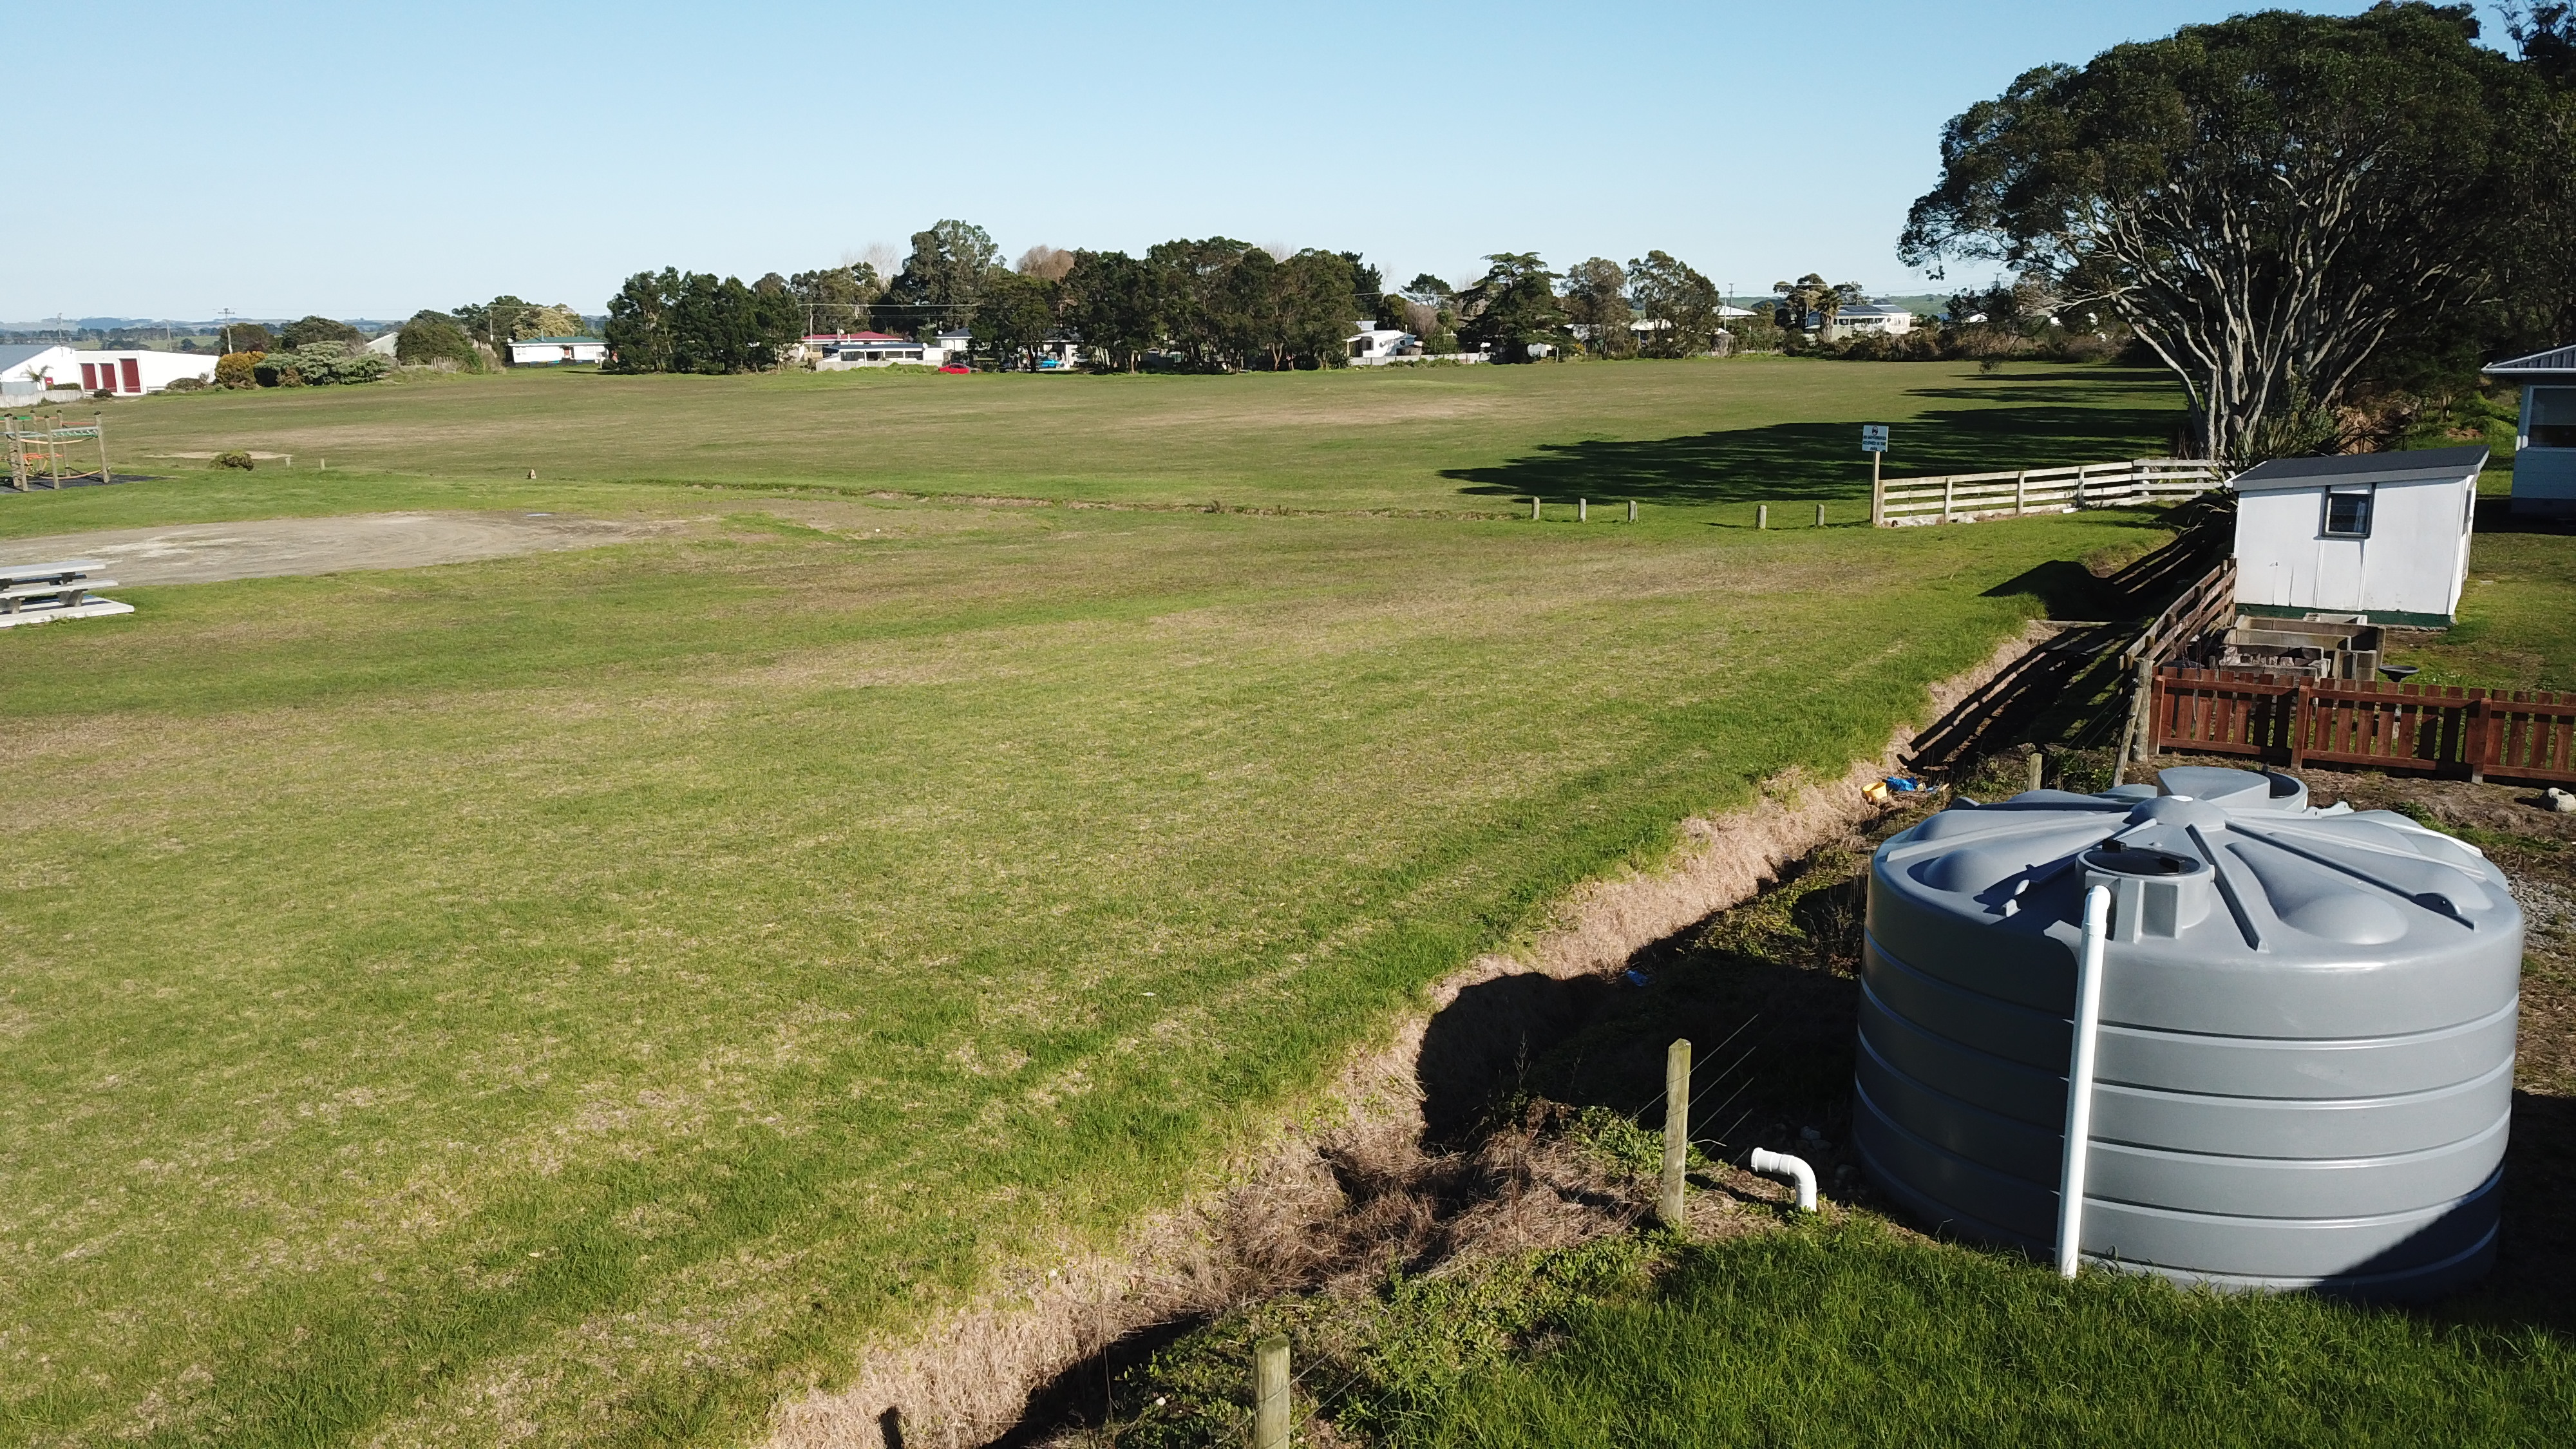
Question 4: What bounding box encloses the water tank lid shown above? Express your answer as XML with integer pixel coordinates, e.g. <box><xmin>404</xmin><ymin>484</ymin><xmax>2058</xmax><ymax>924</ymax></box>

<box><xmin>1875</xmin><ymin>767</ymin><xmax>2517</xmax><ymax>949</ymax></box>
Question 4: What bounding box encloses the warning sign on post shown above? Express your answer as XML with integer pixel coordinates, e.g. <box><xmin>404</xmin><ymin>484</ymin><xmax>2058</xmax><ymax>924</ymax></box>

<box><xmin>1861</xmin><ymin>424</ymin><xmax>1889</xmax><ymax>453</ymax></box>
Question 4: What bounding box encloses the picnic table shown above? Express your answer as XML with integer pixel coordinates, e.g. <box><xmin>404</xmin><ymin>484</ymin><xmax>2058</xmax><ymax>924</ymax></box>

<box><xmin>0</xmin><ymin>558</ymin><xmax>133</xmax><ymax>627</ymax></box>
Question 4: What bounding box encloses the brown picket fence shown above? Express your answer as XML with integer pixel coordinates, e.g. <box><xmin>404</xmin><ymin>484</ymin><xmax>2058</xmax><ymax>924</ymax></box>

<box><xmin>2153</xmin><ymin>668</ymin><xmax>2576</xmax><ymax>785</ymax></box>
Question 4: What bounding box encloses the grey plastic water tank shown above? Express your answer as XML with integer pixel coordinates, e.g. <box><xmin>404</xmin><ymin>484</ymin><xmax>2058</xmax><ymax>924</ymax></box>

<box><xmin>1854</xmin><ymin>765</ymin><xmax>2521</xmax><ymax>1297</ymax></box>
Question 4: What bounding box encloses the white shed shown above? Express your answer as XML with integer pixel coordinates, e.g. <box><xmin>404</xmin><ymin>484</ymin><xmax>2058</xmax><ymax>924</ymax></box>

<box><xmin>0</xmin><ymin>343</ymin><xmax>79</xmax><ymax>400</ymax></box>
<box><xmin>2229</xmin><ymin>446</ymin><xmax>2488</xmax><ymax>629</ymax></box>
<box><xmin>2480</xmin><ymin>343</ymin><xmax>2576</xmax><ymax>518</ymax></box>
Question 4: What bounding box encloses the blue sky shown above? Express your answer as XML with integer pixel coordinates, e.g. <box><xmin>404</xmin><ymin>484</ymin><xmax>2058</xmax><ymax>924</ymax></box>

<box><xmin>21</xmin><ymin>0</ymin><xmax>2401</xmax><ymax>321</ymax></box>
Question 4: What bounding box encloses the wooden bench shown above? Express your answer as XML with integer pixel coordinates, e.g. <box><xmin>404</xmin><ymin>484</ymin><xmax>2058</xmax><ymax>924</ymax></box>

<box><xmin>0</xmin><ymin>558</ymin><xmax>133</xmax><ymax>627</ymax></box>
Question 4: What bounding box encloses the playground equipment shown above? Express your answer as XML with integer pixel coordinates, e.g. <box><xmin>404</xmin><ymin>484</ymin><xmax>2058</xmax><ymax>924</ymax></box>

<box><xmin>5</xmin><ymin>411</ymin><xmax>109</xmax><ymax>490</ymax></box>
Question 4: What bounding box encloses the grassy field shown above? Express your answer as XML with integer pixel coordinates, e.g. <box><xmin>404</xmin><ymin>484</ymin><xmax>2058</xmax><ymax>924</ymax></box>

<box><xmin>0</xmin><ymin>361</ymin><xmax>2199</xmax><ymax>1447</ymax></box>
<box><xmin>68</xmin><ymin>357</ymin><xmax>2190</xmax><ymax>521</ymax></box>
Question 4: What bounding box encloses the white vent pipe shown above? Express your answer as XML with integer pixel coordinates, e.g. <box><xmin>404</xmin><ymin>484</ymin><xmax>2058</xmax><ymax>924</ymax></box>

<box><xmin>1748</xmin><ymin>1148</ymin><xmax>1817</xmax><ymax>1211</ymax></box>
<box><xmin>2056</xmin><ymin>884</ymin><xmax>2113</xmax><ymax>1278</ymax></box>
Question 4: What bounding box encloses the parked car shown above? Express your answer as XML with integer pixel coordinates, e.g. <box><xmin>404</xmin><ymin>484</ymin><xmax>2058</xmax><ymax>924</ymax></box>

<box><xmin>938</xmin><ymin>362</ymin><xmax>972</xmax><ymax>375</ymax></box>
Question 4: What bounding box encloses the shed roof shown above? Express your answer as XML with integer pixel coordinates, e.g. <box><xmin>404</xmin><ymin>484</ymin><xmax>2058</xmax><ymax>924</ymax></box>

<box><xmin>2482</xmin><ymin>344</ymin><xmax>2576</xmax><ymax>377</ymax></box>
<box><xmin>515</xmin><ymin>336</ymin><xmax>603</xmax><ymax>346</ymax></box>
<box><xmin>2230</xmin><ymin>446</ymin><xmax>2489</xmax><ymax>493</ymax></box>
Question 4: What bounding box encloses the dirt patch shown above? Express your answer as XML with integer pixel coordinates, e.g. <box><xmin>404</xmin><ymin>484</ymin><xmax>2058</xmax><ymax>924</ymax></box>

<box><xmin>759</xmin><ymin>623</ymin><xmax>2048</xmax><ymax>1449</ymax></box>
<box><xmin>0</xmin><ymin>511</ymin><xmax>673</xmax><ymax>585</ymax></box>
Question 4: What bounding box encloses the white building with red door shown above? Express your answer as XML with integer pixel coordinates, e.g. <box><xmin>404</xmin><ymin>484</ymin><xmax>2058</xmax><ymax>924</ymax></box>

<box><xmin>71</xmin><ymin>349</ymin><xmax>218</xmax><ymax>395</ymax></box>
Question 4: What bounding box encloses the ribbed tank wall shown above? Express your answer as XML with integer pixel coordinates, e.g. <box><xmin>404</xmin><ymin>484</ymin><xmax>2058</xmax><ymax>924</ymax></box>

<box><xmin>1852</xmin><ymin>767</ymin><xmax>2521</xmax><ymax>1298</ymax></box>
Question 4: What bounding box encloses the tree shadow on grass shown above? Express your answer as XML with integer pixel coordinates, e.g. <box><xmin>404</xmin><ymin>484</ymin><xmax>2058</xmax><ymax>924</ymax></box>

<box><xmin>1443</xmin><ymin>399</ymin><xmax>2190</xmax><ymax>509</ymax></box>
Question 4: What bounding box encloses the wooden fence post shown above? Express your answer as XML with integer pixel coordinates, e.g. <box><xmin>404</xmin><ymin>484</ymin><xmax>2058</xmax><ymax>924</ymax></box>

<box><xmin>1756</xmin><ymin>504</ymin><xmax>1767</xmax><ymax>530</ymax></box>
<box><xmin>1628</xmin><ymin>498</ymin><xmax>1638</xmax><ymax>523</ymax></box>
<box><xmin>2074</xmin><ymin>467</ymin><xmax>2088</xmax><ymax>511</ymax></box>
<box><xmin>1871</xmin><ymin>464</ymin><xmax>1886</xmax><ymax>527</ymax></box>
<box><xmin>1253</xmin><ymin>1336</ymin><xmax>1291</xmax><ymax>1449</ymax></box>
<box><xmin>1659</xmin><ymin>1038</ymin><xmax>1691</xmax><ymax>1230</ymax></box>
<box><xmin>2014</xmin><ymin>469</ymin><xmax>2027</xmax><ymax>515</ymax></box>
<box><xmin>1531</xmin><ymin>497</ymin><xmax>1541</xmax><ymax>521</ymax></box>
<box><xmin>1815</xmin><ymin>503</ymin><xmax>1825</xmax><ymax>527</ymax></box>
<box><xmin>2289</xmin><ymin>682</ymin><xmax>2311</xmax><ymax>769</ymax></box>
<box><xmin>2465</xmin><ymin>695</ymin><xmax>2490</xmax><ymax>783</ymax></box>
<box><xmin>2026</xmin><ymin>749</ymin><xmax>2046</xmax><ymax>793</ymax></box>
<box><xmin>1940</xmin><ymin>476</ymin><xmax>1955</xmax><ymax>524</ymax></box>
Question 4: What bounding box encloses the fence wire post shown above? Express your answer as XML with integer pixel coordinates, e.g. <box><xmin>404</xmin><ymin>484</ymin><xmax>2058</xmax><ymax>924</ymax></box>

<box><xmin>1253</xmin><ymin>1336</ymin><xmax>1291</xmax><ymax>1449</ymax></box>
<box><xmin>1658</xmin><ymin>1037</ymin><xmax>1692</xmax><ymax>1229</ymax></box>
<box><xmin>1756</xmin><ymin>504</ymin><xmax>1767</xmax><ymax>530</ymax></box>
<box><xmin>2027</xmin><ymin>749</ymin><xmax>2045</xmax><ymax>793</ymax></box>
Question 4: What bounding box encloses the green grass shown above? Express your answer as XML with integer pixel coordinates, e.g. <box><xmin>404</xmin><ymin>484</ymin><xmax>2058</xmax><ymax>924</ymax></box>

<box><xmin>0</xmin><ymin>361</ymin><xmax>2194</xmax><ymax>1446</ymax></box>
<box><xmin>2387</xmin><ymin>522</ymin><xmax>2576</xmax><ymax>691</ymax></box>
<box><xmin>1432</xmin><ymin>1220</ymin><xmax>2574</xmax><ymax>1448</ymax></box>
<box><xmin>56</xmin><ymin>356</ymin><xmax>2189</xmax><ymax>522</ymax></box>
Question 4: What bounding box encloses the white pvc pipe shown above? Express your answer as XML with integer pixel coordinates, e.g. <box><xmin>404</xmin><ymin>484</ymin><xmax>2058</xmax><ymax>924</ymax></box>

<box><xmin>1748</xmin><ymin>1148</ymin><xmax>1817</xmax><ymax>1212</ymax></box>
<box><xmin>2056</xmin><ymin>884</ymin><xmax>2113</xmax><ymax>1279</ymax></box>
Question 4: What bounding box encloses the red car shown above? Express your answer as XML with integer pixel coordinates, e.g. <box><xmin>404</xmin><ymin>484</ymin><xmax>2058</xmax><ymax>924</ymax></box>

<box><xmin>938</xmin><ymin>362</ymin><xmax>972</xmax><ymax>374</ymax></box>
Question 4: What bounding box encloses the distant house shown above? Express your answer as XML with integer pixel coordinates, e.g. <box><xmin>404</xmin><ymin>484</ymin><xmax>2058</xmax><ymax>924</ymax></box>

<box><xmin>1814</xmin><ymin>303</ymin><xmax>1916</xmax><ymax>341</ymax></box>
<box><xmin>1347</xmin><ymin>324</ymin><xmax>1418</xmax><ymax>365</ymax></box>
<box><xmin>810</xmin><ymin>332</ymin><xmax>934</xmax><ymax>368</ymax></box>
<box><xmin>2229</xmin><ymin>447</ymin><xmax>2487</xmax><ymax>628</ymax></box>
<box><xmin>365</xmin><ymin>333</ymin><xmax>400</xmax><ymax>357</ymax></box>
<box><xmin>507</xmin><ymin>336</ymin><xmax>606</xmax><ymax>366</ymax></box>
<box><xmin>2480</xmin><ymin>344</ymin><xmax>2576</xmax><ymax>518</ymax></box>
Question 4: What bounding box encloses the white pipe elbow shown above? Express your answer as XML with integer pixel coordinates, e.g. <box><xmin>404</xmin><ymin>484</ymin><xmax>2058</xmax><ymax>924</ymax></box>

<box><xmin>1748</xmin><ymin>1148</ymin><xmax>1819</xmax><ymax>1212</ymax></box>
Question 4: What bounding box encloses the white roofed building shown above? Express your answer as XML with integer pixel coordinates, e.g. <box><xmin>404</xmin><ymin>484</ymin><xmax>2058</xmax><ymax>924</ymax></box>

<box><xmin>2481</xmin><ymin>345</ymin><xmax>2576</xmax><ymax>518</ymax></box>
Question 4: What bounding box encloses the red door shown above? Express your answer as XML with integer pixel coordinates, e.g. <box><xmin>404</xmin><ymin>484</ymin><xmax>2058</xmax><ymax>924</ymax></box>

<box><xmin>121</xmin><ymin>358</ymin><xmax>142</xmax><ymax>393</ymax></box>
<box><xmin>80</xmin><ymin>363</ymin><xmax>99</xmax><ymax>390</ymax></box>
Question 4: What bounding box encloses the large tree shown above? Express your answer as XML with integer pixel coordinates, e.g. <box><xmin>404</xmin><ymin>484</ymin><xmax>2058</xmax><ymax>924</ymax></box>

<box><xmin>1560</xmin><ymin>258</ymin><xmax>1632</xmax><ymax>357</ymax></box>
<box><xmin>1627</xmin><ymin>251</ymin><xmax>1723</xmax><ymax>358</ymax></box>
<box><xmin>1898</xmin><ymin>3</ymin><xmax>2530</xmax><ymax>462</ymax></box>
<box><xmin>1061</xmin><ymin>250</ymin><xmax>1160</xmax><ymax>371</ymax></box>
<box><xmin>875</xmin><ymin>220</ymin><xmax>1001</xmax><ymax>340</ymax></box>
<box><xmin>788</xmin><ymin>263</ymin><xmax>880</xmax><ymax>336</ymax></box>
<box><xmin>1458</xmin><ymin>252</ymin><xmax>1564</xmax><ymax>363</ymax></box>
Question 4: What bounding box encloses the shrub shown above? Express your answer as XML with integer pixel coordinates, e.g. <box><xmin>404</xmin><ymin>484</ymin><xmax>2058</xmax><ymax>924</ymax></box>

<box><xmin>222</xmin><ymin>323</ymin><xmax>277</xmax><ymax>354</ymax></box>
<box><xmin>161</xmin><ymin>375</ymin><xmax>208</xmax><ymax>393</ymax></box>
<box><xmin>214</xmin><ymin>351</ymin><xmax>263</xmax><ymax>389</ymax></box>
<box><xmin>395</xmin><ymin>317</ymin><xmax>478</xmax><ymax>370</ymax></box>
<box><xmin>213</xmin><ymin>450</ymin><xmax>254</xmax><ymax>470</ymax></box>
<box><xmin>279</xmin><ymin>315</ymin><xmax>367</xmax><ymax>349</ymax></box>
<box><xmin>254</xmin><ymin>341</ymin><xmax>388</xmax><ymax>388</ymax></box>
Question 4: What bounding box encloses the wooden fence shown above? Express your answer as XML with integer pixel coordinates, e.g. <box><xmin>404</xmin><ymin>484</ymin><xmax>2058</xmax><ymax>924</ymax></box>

<box><xmin>2152</xmin><ymin>667</ymin><xmax>2576</xmax><ymax>785</ymax></box>
<box><xmin>1873</xmin><ymin>459</ymin><xmax>2226</xmax><ymax>527</ymax></box>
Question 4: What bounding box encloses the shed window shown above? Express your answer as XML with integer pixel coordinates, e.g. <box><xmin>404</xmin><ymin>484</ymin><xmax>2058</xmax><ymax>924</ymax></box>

<box><xmin>2324</xmin><ymin>486</ymin><xmax>2374</xmax><ymax>538</ymax></box>
<box><xmin>2531</xmin><ymin>387</ymin><xmax>2576</xmax><ymax>449</ymax></box>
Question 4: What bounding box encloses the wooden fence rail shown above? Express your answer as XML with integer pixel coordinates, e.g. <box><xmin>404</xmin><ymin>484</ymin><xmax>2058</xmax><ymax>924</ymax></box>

<box><xmin>1873</xmin><ymin>459</ymin><xmax>2226</xmax><ymax>527</ymax></box>
<box><xmin>2152</xmin><ymin>667</ymin><xmax>2576</xmax><ymax>786</ymax></box>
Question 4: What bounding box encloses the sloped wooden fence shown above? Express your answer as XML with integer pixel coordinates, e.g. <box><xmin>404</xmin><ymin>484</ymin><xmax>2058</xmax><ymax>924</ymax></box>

<box><xmin>1873</xmin><ymin>459</ymin><xmax>2226</xmax><ymax>527</ymax></box>
<box><xmin>2152</xmin><ymin>667</ymin><xmax>2576</xmax><ymax>786</ymax></box>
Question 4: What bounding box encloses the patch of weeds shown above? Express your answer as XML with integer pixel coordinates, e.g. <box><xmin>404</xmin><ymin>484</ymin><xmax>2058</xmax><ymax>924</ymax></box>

<box><xmin>2391</xmin><ymin>801</ymin><xmax>2564</xmax><ymax>856</ymax></box>
<box><xmin>1097</xmin><ymin>1235</ymin><xmax>1665</xmax><ymax>1449</ymax></box>
<box><xmin>1564</xmin><ymin>1106</ymin><xmax>1709</xmax><ymax>1179</ymax></box>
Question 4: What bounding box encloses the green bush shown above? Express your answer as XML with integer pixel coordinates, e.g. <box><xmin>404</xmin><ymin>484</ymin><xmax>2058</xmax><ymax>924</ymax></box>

<box><xmin>160</xmin><ymin>375</ymin><xmax>209</xmax><ymax>393</ymax></box>
<box><xmin>279</xmin><ymin>315</ymin><xmax>368</xmax><ymax>349</ymax></box>
<box><xmin>213</xmin><ymin>450</ymin><xmax>254</xmax><ymax>470</ymax></box>
<box><xmin>214</xmin><ymin>351</ymin><xmax>262</xmax><ymax>389</ymax></box>
<box><xmin>253</xmin><ymin>341</ymin><xmax>388</xmax><ymax>388</ymax></box>
<box><xmin>394</xmin><ymin>317</ymin><xmax>478</xmax><ymax>370</ymax></box>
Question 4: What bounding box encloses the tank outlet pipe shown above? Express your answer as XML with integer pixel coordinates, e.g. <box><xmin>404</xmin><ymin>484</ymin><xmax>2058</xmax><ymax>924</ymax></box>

<box><xmin>2056</xmin><ymin>884</ymin><xmax>2113</xmax><ymax>1279</ymax></box>
<box><xmin>1748</xmin><ymin>1149</ymin><xmax>1818</xmax><ymax>1212</ymax></box>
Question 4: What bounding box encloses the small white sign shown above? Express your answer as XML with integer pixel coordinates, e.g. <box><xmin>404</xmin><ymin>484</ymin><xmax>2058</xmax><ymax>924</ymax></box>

<box><xmin>1861</xmin><ymin>424</ymin><xmax>1889</xmax><ymax>453</ymax></box>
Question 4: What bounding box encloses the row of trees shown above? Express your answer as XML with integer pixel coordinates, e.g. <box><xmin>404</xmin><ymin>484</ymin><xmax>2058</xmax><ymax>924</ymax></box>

<box><xmin>1900</xmin><ymin>1</ymin><xmax>2576</xmax><ymax>462</ymax></box>
<box><xmin>598</xmin><ymin>220</ymin><xmax>1749</xmax><ymax>374</ymax></box>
